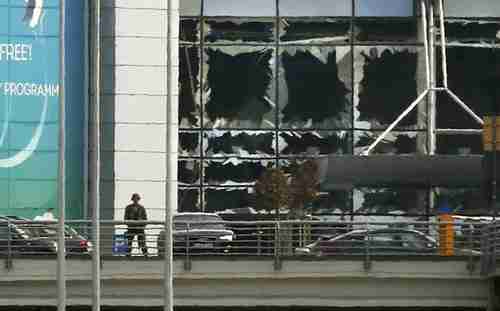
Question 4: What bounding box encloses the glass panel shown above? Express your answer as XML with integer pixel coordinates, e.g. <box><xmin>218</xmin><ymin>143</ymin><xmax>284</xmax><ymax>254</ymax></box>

<box><xmin>436</xmin><ymin>134</ymin><xmax>482</xmax><ymax>155</ymax></box>
<box><xmin>204</xmin><ymin>0</ymin><xmax>276</xmax><ymax>17</ymax></box>
<box><xmin>205</xmin><ymin>187</ymin><xmax>255</xmax><ymax>212</ymax></box>
<box><xmin>280</xmin><ymin>19</ymin><xmax>350</xmax><ymax>45</ymax></box>
<box><xmin>179</xmin><ymin>188</ymin><xmax>201</xmax><ymax>212</ymax></box>
<box><xmin>179</xmin><ymin>160</ymin><xmax>201</xmax><ymax>185</ymax></box>
<box><xmin>354</xmin><ymin>131</ymin><xmax>427</xmax><ymax>155</ymax></box>
<box><xmin>278</xmin><ymin>131</ymin><xmax>351</xmax><ymax>156</ymax></box>
<box><xmin>203</xmin><ymin>46</ymin><xmax>276</xmax><ymax>129</ymax></box>
<box><xmin>356</xmin><ymin>0</ymin><xmax>414</xmax><ymax>17</ymax></box>
<box><xmin>444</xmin><ymin>21</ymin><xmax>500</xmax><ymax>45</ymax></box>
<box><xmin>204</xmin><ymin>19</ymin><xmax>274</xmax><ymax>43</ymax></box>
<box><xmin>354</xmin><ymin>46</ymin><xmax>424</xmax><ymax>130</ymax></box>
<box><xmin>279</xmin><ymin>46</ymin><xmax>352</xmax><ymax>129</ymax></box>
<box><xmin>433</xmin><ymin>188</ymin><xmax>486</xmax><ymax>215</ymax></box>
<box><xmin>354</xmin><ymin>19</ymin><xmax>418</xmax><ymax>43</ymax></box>
<box><xmin>354</xmin><ymin>187</ymin><xmax>429</xmax><ymax>215</ymax></box>
<box><xmin>180</xmin><ymin>131</ymin><xmax>201</xmax><ymax>156</ymax></box>
<box><xmin>179</xmin><ymin>46</ymin><xmax>201</xmax><ymax>128</ymax></box>
<box><xmin>445</xmin><ymin>0</ymin><xmax>500</xmax><ymax>18</ymax></box>
<box><xmin>280</xmin><ymin>0</ymin><xmax>352</xmax><ymax>17</ymax></box>
<box><xmin>181</xmin><ymin>19</ymin><xmax>200</xmax><ymax>43</ymax></box>
<box><xmin>204</xmin><ymin>159</ymin><xmax>272</xmax><ymax>185</ymax></box>
<box><xmin>204</xmin><ymin>130</ymin><xmax>276</xmax><ymax>158</ymax></box>
<box><xmin>311</xmin><ymin>190</ymin><xmax>353</xmax><ymax>215</ymax></box>
<box><xmin>436</xmin><ymin>47</ymin><xmax>499</xmax><ymax>129</ymax></box>
<box><xmin>181</xmin><ymin>0</ymin><xmax>202</xmax><ymax>16</ymax></box>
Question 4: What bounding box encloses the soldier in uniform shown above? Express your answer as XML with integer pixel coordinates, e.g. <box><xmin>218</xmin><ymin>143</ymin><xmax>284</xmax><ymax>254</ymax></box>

<box><xmin>125</xmin><ymin>193</ymin><xmax>148</xmax><ymax>255</ymax></box>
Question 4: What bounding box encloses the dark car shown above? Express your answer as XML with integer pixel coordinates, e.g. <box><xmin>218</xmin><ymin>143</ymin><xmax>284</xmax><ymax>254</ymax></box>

<box><xmin>295</xmin><ymin>228</ymin><xmax>438</xmax><ymax>256</ymax></box>
<box><xmin>158</xmin><ymin>213</ymin><xmax>235</xmax><ymax>255</ymax></box>
<box><xmin>0</xmin><ymin>219</ymin><xmax>58</xmax><ymax>255</ymax></box>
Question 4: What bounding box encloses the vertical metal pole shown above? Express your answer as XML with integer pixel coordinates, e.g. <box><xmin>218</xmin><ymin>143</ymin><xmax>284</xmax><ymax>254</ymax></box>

<box><xmin>57</xmin><ymin>0</ymin><xmax>67</xmax><ymax>310</ymax></box>
<box><xmin>428</xmin><ymin>0</ymin><xmax>436</xmax><ymax>155</ymax></box>
<box><xmin>82</xmin><ymin>0</ymin><xmax>90</xmax><ymax>223</ymax></box>
<box><xmin>437</xmin><ymin>0</ymin><xmax>448</xmax><ymax>89</ymax></box>
<box><xmin>91</xmin><ymin>0</ymin><xmax>102</xmax><ymax>310</ymax></box>
<box><xmin>164</xmin><ymin>0</ymin><xmax>179</xmax><ymax>309</ymax></box>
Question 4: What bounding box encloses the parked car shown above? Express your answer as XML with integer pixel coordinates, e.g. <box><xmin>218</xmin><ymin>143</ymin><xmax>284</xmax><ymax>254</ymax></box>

<box><xmin>0</xmin><ymin>218</ymin><xmax>58</xmax><ymax>254</ymax></box>
<box><xmin>158</xmin><ymin>213</ymin><xmax>235</xmax><ymax>255</ymax></box>
<box><xmin>295</xmin><ymin>228</ymin><xmax>439</xmax><ymax>256</ymax></box>
<box><xmin>0</xmin><ymin>216</ymin><xmax>91</xmax><ymax>254</ymax></box>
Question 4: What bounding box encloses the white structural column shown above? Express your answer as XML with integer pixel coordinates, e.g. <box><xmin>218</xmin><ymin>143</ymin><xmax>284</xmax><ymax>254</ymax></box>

<box><xmin>91</xmin><ymin>0</ymin><xmax>102</xmax><ymax>310</ymax></box>
<box><xmin>57</xmin><ymin>0</ymin><xmax>67</xmax><ymax>310</ymax></box>
<box><xmin>165</xmin><ymin>0</ymin><xmax>179</xmax><ymax>310</ymax></box>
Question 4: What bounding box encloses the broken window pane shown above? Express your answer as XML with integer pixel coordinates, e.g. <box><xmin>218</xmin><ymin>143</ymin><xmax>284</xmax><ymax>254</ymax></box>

<box><xmin>179</xmin><ymin>46</ymin><xmax>201</xmax><ymax>128</ymax></box>
<box><xmin>181</xmin><ymin>19</ymin><xmax>200</xmax><ymax>43</ymax></box>
<box><xmin>204</xmin><ymin>19</ymin><xmax>274</xmax><ymax>43</ymax></box>
<box><xmin>354</xmin><ymin>19</ymin><xmax>418</xmax><ymax>43</ymax></box>
<box><xmin>354</xmin><ymin>187</ymin><xmax>429</xmax><ymax>215</ymax></box>
<box><xmin>445</xmin><ymin>0</ymin><xmax>500</xmax><ymax>18</ymax></box>
<box><xmin>436</xmin><ymin>47</ymin><xmax>499</xmax><ymax>129</ymax></box>
<box><xmin>205</xmin><ymin>187</ymin><xmax>255</xmax><ymax>212</ymax></box>
<box><xmin>204</xmin><ymin>47</ymin><xmax>276</xmax><ymax>129</ymax></box>
<box><xmin>279</xmin><ymin>131</ymin><xmax>351</xmax><ymax>156</ymax></box>
<box><xmin>354</xmin><ymin>131</ymin><xmax>427</xmax><ymax>155</ymax></box>
<box><xmin>180</xmin><ymin>131</ymin><xmax>201</xmax><ymax>156</ymax></box>
<box><xmin>279</xmin><ymin>0</ymin><xmax>352</xmax><ymax>17</ymax></box>
<box><xmin>432</xmin><ymin>188</ymin><xmax>487</xmax><ymax>215</ymax></box>
<box><xmin>179</xmin><ymin>160</ymin><xmax>201</xmax><ymax>185</ymax></box>
<box><xmin>204</xmin><ymin>0</ymin><xmax>276</xmax><ymax>17</ymax></box>
<box><xmin>204</xmin><ymin>159</ymin><xmax>272</xmax><ymax>185</ymax></box>
<box><xmin>279</xmin><ymin>19</ymin><xmax>351</xmax><ymax>45</ymax></box>
<box><xmin>354</xmin><ymin>46</ymin><xmax>424</xmax><ymax>130</ymax></box>
<box><xmin>279</xmin><ymin>46</ymin><xmax>352</xmax><ymax>129</ymax></box>
<box><xmin>204</xmin><ymin>130</ymin><xmax>275</xmax><ymax>158</ymax></box>
<box><xmin>356</xmin><ymin>0</ymin><xmax>414</xmax><ymax>17</ymax></box>
<box><xmin>181</xmin><ymin>0</ymin><xmax>202</xmax><ymax>16</ymax></box>
<box><xmin>436</xmin><ymin>134</ymin><xmax>482</xmax><ymax>155</ymax></box>
<box><xmin>444</xmin><ymin>21</ymin><xmax>500</xmax><ymax>44</ymax></box>
<box><xmin>179</xmin><ymin>188</ymin><xmax>201</xmax><ymax>212</ymax></box>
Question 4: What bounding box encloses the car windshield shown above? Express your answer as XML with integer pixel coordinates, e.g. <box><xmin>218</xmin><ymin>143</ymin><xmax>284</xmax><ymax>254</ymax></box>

<box><xmin>174</xmin><ymin>215</ymin><xmax>226</xmax><ymax>231</ymax></box>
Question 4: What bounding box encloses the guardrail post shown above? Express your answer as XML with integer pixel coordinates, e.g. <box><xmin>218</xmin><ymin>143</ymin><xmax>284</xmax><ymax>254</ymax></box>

<box><xmin>5</xmin><ymin>220</ymin><xmax>12</xmax><ymax>270</ymax></box>
<box><xmin>364</xmin><ymin>223</ymin><xmax>371</xmax><ymax>272</ymax></box>
<box><xmin>274</xmin><ymin>221</ymin><xmax>282</xmax><ymax>271</ymax></box>
<box><xmin>183</xmin><ymin>223</ymin><xmax>191</xmax><ymax>271</ymax></box>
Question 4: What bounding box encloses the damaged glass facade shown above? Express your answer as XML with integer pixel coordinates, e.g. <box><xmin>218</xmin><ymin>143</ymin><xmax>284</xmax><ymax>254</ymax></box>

<box><xmin>179</xmin><ymin>0</ymin><xmax>500</xmax><ymax>217</ymax></box>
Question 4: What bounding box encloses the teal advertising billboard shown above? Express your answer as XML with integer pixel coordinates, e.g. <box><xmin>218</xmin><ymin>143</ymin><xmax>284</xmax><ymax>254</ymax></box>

<box><xmin>0</xmin><ymin>0</ymin><xmax>85</xmax><ymax>219</ymax></box>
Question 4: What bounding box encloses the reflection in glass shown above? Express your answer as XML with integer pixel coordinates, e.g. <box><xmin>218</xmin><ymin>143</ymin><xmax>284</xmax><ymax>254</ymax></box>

<box><xmin>280</xmin><ymin>19</ymin><xmax>350</xmax><ymax>44</ymax></box>
<box><xmin>205</xmin><ymin>187</ymin><xmax>255</xmax><ymax>212</ymax></box>
<box><xmin>356</xmin><ymin>0</ymin><xmax>413</xmax><ymax>17</ymax></box>
<box><xmin>354</xmin><ymin>20</ymin><xmax>417</xmax><ymax>43</ymax></box>
<box><xmin>279</xmin><ymin>131</ymin><xmax>351</xmax><ymax>156</ymax></box>
<box><xmin>354</xmin><ymin>131</ymin><xmax>426</xmax><ymax>155</ymax></box>
<box><xmin>205</xmin><ymin>19</ymin><xmax>274</xmax><ymax>43</ymax></box>
<box><xmin>444</xmin><ymin>21</ymin><xmax>500</xmax><ymax>44</ymax></box>
<box><xmin>436</xmin><ymin>47</ymin><xmax>499</xmax><ymax>129</ymax></box>
<box><xmin>205</xmin><ymin>130</ymin><xmax>275</xmax><ymax>157</ymax></box>
<box><xmin>354</xmin><ymin>187</ymin><xmax>428</xmax><ymax>215</ymax></box>
<box><xmin>179</xmin><ymin>160</ymin><xmax>201</xmax><ymax>185</ymax></box>
<box><xmin>280</xmin><ymin>0</ymin><xmax>351</xmax><ymax>17</ymax></box>
<box><xmin>179</xmin><ymin>47</ymin><xmax>201</xmax><ymax>128</ymax></box>
<box><xmin>204</xmin><ymin>0</ymin><xmax>275</xmax><ymax>17</ymax></box>
<box><xmin>204</xmin><ymin>47</ymin><xmax>275</xmax><ymax>128</ymax></box>
<box><xmin>181</xmin><ymin>19</ymin><xmax>199</xmax><ymax>43</ymax></box>
<box><xmin>179</xmin><ymin>132</ymin><xmax>201</xmax><ymax>156</ymax></box>
<box><xmin>433</xmin><ymin>188</ymin><xmax>486</xmax><ymax>215</ymax></box>
<box><xmin>355</xmin><ymin>46</ymin><xmax>419</xmax><ymax>129</ymax></box>
<box><xmin>204</xmin><ymin>159</ymin><xmax>271</xmax><ymax>185</ymax></box>
<box><xmin>280</xmin><ymin>47</ymin><xmax>351</xmax><ymax>129</ymax></box>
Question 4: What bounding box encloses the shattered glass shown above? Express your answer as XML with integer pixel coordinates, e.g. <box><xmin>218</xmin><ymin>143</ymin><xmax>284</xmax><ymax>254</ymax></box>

<box><xmin>279</xmin><ymin>46</ymin><xmax>352</xmax><ymax>129</ymax></box>
<box><xmin>179</xmin><ymin>160</ymin><xmax>201</xmax><ymax>185</ymax></box>
<box><xmin>181</xmin><ymin>19</ymin><xmax>200</xmax><ymax>43</ymax></box>
<box><xmin>203</xmin><ymin>46</ymin><xmax>276</xmax><ymax>129</ymax></box>
<box><xmin>204</xmin><ymin>18</ymin><xmax>275</xmax><ymax>43</ymax></box>
<box><xmin>354</xmin><ymin>46</ymin><xmax>424</xmax><ymax>130</ymax></box>
<box><xmin>279</xmin><ymin>18</ymin><xmax>351</xmax><ymax>45</ymax></box>
<box><xmin>436</xmin><ymin>134</ymin><xmax>482</xmax><ymax>155</ymax></box>
<box><xmin>354</xmin><ymin>131</ymin><xmax>427</xmax><ymax>155</ymax></box>
<box><xmin>204</xmin><ymin>130</ymin><xmax>276</xmax><ymax>158</ymax></box>
<box><xmin>354</xmin><ymin>187</ymin><xmax>429</xmax><ymax>215</ymax></box>
<box><xmin>354</xmin><ymin>19</ymin><xmax>418</xmax><ymax>43</ymax></box>
<box><xmin>204</xmin><ymin>159</ymin><xmax>273</xmax><ymax>185</ymax></box>
<box><xmin>205</xmin><ymin>187</ymin><xmax>256</xmax><ymax>212</ymax></box>
<box><xmin>444</xmin><ymin>20</ymin><xmax>500</xmax><ymax>45</ymax></box>
<box><xmin>179</xmin><ymin>46</ymin><xmax>201</xmax><ymax>128</ymax></box>
<box><xmin>179</xmin><ymin>188</ymin><xmax>201</xmax><ymax>212</ymax></box>
<box><xmin>179</xmin><ymin>131</ymin><xmax>201</xmax><ymax>156</ymax></box>
<box><xmin>278</xmin><ymin>131</ymin><xmax>351</xmax><ymax>156</ymax></box>
<box><xmin>310</xmin><ymin>191</ymin><xmax>353</xmax><ymax>215</ymax></box>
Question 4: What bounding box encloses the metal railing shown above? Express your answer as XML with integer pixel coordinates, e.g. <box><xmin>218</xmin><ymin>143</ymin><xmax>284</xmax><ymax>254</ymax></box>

<box><xmin>480</xmin><ymin>221</ymin><xmax>500</xmax><ymax>276</ymax></box>
<box><xmin>0</xmin><ymin>219</ymin><xmax>487</xmax><ymax>270</ymax></box>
